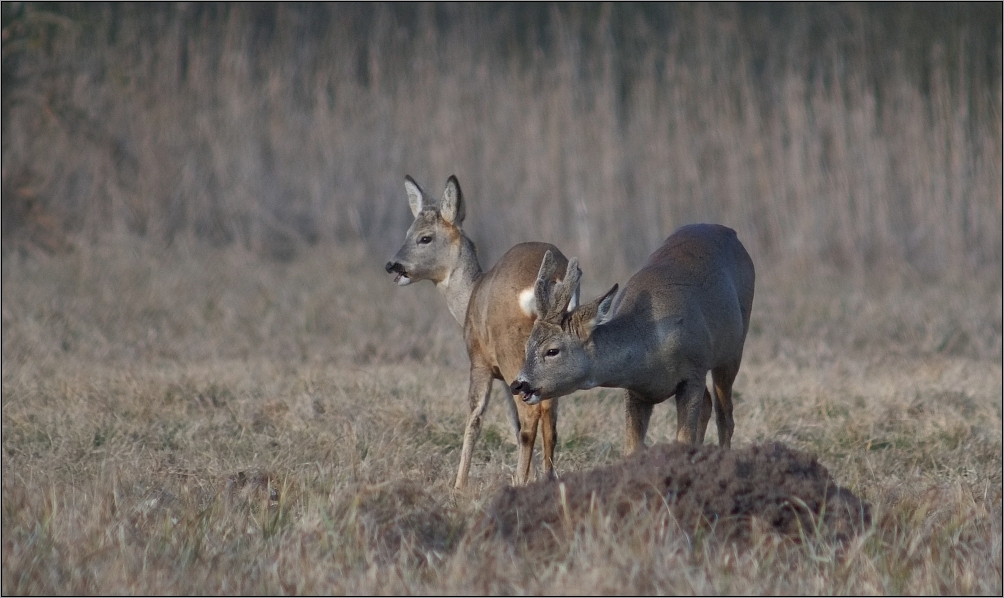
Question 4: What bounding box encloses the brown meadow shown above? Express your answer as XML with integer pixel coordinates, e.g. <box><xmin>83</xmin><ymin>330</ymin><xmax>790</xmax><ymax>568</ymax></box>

<box><xmin>3</xmin><ymin>3</ymin><xmax>1001</xmax><ymax>594</ymax></box>
<box><xmin>2</xmin><ymin>239</ymin><xmax>1000</xmax><ymax>594</ymax></box>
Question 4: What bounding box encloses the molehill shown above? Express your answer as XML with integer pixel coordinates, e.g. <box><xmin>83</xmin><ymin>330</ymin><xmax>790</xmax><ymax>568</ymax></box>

<box><xmin>467</xmin><ymin>442</ymin><xmax>870</xmax><ymax>552</ymax></box>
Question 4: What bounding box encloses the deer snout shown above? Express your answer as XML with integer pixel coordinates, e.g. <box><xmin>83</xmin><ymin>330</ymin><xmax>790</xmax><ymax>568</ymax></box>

<box><xmin>385</xmin><ymin>261</ymin><xmax>412</xmax><ymax>286</ymax></box>
<box><xmin>510</xmin><ymin>379</ymin><xmax>542</xmax><ymax>404</ymax></box>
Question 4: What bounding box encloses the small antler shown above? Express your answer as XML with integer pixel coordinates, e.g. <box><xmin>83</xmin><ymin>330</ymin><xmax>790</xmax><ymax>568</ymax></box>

<box><xmin>547</xmin><ymin>257</ymin><xmax>580</xmax><ymax>320</ymax></box>
<box><xmin>534</xmin><ymin>250</ymin><xmax>559</xmax><ymax>318</ymax></box>
<box><xmin>535</xmin><ymin>253</ymin><xmax>582</xmax><ymax>322</ymax></box>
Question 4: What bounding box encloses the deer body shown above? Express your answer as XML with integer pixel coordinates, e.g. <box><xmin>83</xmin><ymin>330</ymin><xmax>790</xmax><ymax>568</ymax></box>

<box><xmin>386</xmin><ymin>176</ymin><xmax>572</xmax><ymax>489</ymax></box>
<box><xmin>512</xmin><ymin>224</ymin><xmax>755</xmax><ymax>452</ymax></box>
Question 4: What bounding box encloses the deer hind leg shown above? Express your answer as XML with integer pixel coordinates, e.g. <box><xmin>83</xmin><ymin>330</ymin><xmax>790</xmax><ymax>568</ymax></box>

<box><xmin>626</xmin><ymin>390</ymin><xmax>654</xmax><ymax>454</ymax></box>
<box><xmin>513</xmin><ymin>398</ymin><xmax>540</xmax><ymax>485</ymax></box>
<box><xmin>697</xmin><ymin>385</ymin><xmax>713</xmax><ymax>444</ymax></box>
<box><xmin>675</xmin><ymin>377</ymin><xmax>708</xmax><ymax>445</ymax></box>
<box><xmin>455</xmin><ymin>365</ymin><xmax>494</xmax><ymax>490</ymax></box>
<box><xmin>539</xmin><ymin>397</ymin><xmax>558</xmax><ymax>481</ymax></box>
<box><xmin>711</xmin><ymin>363</ymin><xmax>738</xmax><ymax>449</ymax></box>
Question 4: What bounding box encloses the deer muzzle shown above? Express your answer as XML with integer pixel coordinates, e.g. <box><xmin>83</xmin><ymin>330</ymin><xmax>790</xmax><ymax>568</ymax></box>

<box><xmin>385</xmin><ymin>261</ymin><xmax>412</xmax><ymax>286</ymax></box>
<box><xmin>510</xmin><ymin>379</ymin><xmax>542</xmax><ymax>405</ymax></box>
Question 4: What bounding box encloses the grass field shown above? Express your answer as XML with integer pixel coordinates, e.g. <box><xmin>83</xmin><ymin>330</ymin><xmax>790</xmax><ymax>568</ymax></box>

<box><xmin>2</xmin><ymin>238</ymin><xmax>1000</xmax><ymax>594</ymax></box>
<box><xmin>3</xmin><ymin>4</ymin><xmax>1001</xmax><ymax>593</ymax></box>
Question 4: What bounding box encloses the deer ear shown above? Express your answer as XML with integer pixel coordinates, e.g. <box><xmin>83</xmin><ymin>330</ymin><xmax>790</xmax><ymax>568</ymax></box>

<box><xmin>534</xmin><ymin>250</ymin><xmax>559</xmax><ymax>317</ymax></box>
<box><xmin>573</xmin><ymin>284</ymin><xmax>619</xmax><ymax>339</ymax></box>
<box><xmin>404</xmin><ymin>175</ymin><xmax>431</xmax><ymax>217</ymax></box>
<box><xmin>595</xmin><ymin>284</ymin><xmax>619</xmax><ymax>325</ymax></box>
<box><xmin>440</xmin><ymin>175</ymin><xmax>466</xmax><ymax>226</ymax></box>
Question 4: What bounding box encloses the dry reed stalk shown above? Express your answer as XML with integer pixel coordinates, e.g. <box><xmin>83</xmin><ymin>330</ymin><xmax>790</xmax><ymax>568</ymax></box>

<box><xmin>2</xmin><ymin>4</ymin><xmax>999</xmax><ymax>278</ymax></box>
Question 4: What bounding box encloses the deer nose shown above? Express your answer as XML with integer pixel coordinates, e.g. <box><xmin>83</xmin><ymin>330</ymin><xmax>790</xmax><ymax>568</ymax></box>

<box><xmin>510</xmin><ymin>379</ymin><xmax>528</xmax><ymax>395</ymax></box>
<box><xmin>385</xmin><ymin>261</ymin><xmax>396</xmax><ymax>273</ymax></box>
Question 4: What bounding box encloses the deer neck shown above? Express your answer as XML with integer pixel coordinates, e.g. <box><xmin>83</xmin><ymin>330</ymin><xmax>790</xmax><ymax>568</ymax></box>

<box><xmin>584</xmin><ymin>319</ymin><xmax>650</xmax><ymax>390</ymax></box>
<box><xmin>436</xmin><ymin>235</ymin><xmax>483</xmax><ymax>325</ymax></box>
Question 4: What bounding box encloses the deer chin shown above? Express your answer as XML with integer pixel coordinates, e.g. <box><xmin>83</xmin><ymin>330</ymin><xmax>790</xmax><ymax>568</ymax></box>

<box><xmin>517</xmin><ymin>388</ymin><xmax>543</xmax><ymax>405</ymax></box>
<box><xmin>394</xmin><ymin>273</ymin><xmax>412</xmax><ymax>285</ymax></box>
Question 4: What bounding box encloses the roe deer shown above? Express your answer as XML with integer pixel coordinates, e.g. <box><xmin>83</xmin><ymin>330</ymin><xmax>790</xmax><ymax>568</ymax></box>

<box><xmin>511</xmin><ymin>224</ymin><xmax>755</xmax><ymax>452</ymax></box>
<box><xmin>385</xmin><ymin>175</ymin><xmax>578</xmax><ymax>489</ymax></box>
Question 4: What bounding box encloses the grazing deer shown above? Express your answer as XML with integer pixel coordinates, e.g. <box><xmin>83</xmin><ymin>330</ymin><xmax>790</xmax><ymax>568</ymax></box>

<box><xmin>385</xmin><ymin>175</ymin><xmax>577</xmax><ymax>489</ymax></box>
<box><xmin>511</xmin><ymin>224</ymin><xmax>755</xmax><ymax>452</ymax></box>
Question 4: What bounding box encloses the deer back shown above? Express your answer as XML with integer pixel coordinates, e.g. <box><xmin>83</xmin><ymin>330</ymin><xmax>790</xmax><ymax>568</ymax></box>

<box><xmin>612</xmin><ymin>223</ymin><xmax>755</xmax><ymax>368</ymax></box>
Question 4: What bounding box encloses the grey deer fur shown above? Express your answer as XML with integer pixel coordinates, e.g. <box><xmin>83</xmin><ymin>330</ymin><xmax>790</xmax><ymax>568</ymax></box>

<box><xmin>512</xmin><ymin>223</ymin><xmax>755</xmax><ymax>452</ymax></box>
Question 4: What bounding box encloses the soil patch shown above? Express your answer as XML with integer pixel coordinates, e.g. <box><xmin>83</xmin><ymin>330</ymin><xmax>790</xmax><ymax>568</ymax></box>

<box><xmin>467</xmin><ymin>442</ymin><xmax>870</xmax><ymax>552</ymax></box>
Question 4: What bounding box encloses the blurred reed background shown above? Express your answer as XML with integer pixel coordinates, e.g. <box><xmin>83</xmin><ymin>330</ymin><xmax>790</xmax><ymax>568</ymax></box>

<box><xmin>2</xmin><ymin>3</ymin><xmax>1001</xmax><ymax>278</ymax></box>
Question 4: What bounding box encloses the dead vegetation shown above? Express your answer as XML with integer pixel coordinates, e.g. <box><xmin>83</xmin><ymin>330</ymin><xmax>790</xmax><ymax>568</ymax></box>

<box><xmin>2</xmin><ymin>240</ymin><xmax>1001</xmax><ymax>594</ymax></box>
<box><xmin>2</xmin><ymin>4</ymin><xmax>1000</xmax><ymax>276</ymax></box>
<box><xmin>2</xmin><ymin>4</ymin><xmax>1001</xmax><ymax>594</ymax></box>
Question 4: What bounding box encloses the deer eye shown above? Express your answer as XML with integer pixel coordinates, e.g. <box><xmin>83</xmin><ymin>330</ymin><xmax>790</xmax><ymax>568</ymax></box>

<box><xmin>545</xmin><ymin>348</ymin><xmax>560</xmax><ymax>358</ymax></box>
<box><xmin>418</xmin><ymin>235</ymin><xmax>433</xmax><ymax>245</ymax></box>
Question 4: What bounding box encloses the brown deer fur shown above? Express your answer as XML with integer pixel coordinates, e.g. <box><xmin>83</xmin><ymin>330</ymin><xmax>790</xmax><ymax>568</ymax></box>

<box><xmin>386</xmin><ymin>175</ymin><xmax>576</xmax><ymax>488</ymax></box>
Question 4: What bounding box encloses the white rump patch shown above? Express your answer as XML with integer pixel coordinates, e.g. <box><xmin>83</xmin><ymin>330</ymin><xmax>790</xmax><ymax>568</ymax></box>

<box><xmin>518</xmin><ymin>287</ymin><xmax>537</xmax><ymax>317</ymax></box>
<box><xmin>519</xmin><ymin>283</ymin><xmax>578</xmax><ymax>317</ymax></box>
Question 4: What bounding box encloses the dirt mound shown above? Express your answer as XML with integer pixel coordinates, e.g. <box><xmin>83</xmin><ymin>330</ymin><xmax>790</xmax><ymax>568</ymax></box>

<box><xmin>467</xmin><ymin>442</ymin><xmax>870</xmax><ymax>552</ymax></box>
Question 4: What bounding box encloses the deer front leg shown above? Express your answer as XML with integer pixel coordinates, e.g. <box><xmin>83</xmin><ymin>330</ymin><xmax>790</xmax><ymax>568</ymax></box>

<box><xmin>513</xmin><ymin>398</ymin><xmax>540</xmax><ymax>486</ymax></box>
<box><xmin>626</xmin><ymin>390</ymin><xmax>654</xmax><ymax>454</ymax></box>
<box><xmin>539</xmin><ymin>397</ymin><xmax>558</xmax><ymax>481</ymax></box>
<box><xmin>455</xmin><ymin>365</ymin><xmax>494</xmax><ymax>490</ymax></box>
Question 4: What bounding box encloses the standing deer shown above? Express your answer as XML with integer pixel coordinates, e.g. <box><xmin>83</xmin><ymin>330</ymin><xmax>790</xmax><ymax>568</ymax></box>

<box><xmin>385</xmin><ymin>175</ymin><xmax>577</xmax><ymax>489</ymax></box>
<box><xmin>511</xmin><ymin>224</ymin><xmax>755</xmax><ymax>452</ymax></box>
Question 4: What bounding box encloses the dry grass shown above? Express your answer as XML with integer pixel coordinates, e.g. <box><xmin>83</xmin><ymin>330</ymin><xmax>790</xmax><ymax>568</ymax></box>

<box><xmin>3</xmin><ymin>4</ymin><xmax>1001</xmax><ymax>275</ymax></box>
<box><xmin>3</xmin><ymin>3</ymin><xmax>1001</xmax><ymax>593</ymax></box>
<box><xmin>3</xmin><ymin>239</ymin><xmax>1001</xmax><ymax>594</ymax></box>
